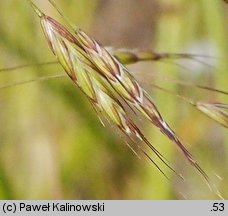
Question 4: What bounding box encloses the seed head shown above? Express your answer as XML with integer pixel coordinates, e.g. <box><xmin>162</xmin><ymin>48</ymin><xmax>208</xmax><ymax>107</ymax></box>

<box><xmin>30</xmin><ymin>1</ymin><xmax>211</xmax><ymax>183</ymax></box>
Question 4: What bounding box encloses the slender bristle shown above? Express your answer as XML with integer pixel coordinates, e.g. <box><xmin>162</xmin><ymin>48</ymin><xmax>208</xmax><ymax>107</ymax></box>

<box><xmin>27</xmin><ymin>0</ymin><xmax>44</xmax><ymax>18</ymax></box>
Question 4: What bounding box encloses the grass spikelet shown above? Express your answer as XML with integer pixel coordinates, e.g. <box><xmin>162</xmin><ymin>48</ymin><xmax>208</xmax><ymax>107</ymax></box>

<box><xmin>27</xmin><ymin>0</ymin><xmax>215</xmax><ymax>185</ymax></box>
<box><xmin>109</xmin><ymin>48</ymin><xmax>215</xmax><ymax>66</ymax></box>
<box><xmin>196</xmin><ymin>102</ymin><xmax>228</xmax><ymax>128</ymax></box>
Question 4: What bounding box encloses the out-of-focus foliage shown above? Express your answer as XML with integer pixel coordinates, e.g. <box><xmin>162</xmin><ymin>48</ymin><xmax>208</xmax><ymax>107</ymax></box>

<box><xmin>0</xmin><ymin>0</ymin><xmax>227</xmax><ymax>199</ymax></box>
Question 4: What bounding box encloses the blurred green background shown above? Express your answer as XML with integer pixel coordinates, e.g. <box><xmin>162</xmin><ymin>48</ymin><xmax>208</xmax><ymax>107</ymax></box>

<box><xmin>0</xmin><ymin>0</ymin><xmax>227</xmax><ymax>199</ymax></box>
